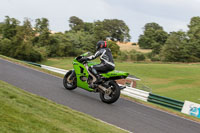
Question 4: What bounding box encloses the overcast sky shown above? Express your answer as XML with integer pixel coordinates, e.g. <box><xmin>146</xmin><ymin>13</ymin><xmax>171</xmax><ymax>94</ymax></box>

<box><xmin>1</xmin><ymin>0</ymin><xmax>200</xmax><ymax>42</ymax></box>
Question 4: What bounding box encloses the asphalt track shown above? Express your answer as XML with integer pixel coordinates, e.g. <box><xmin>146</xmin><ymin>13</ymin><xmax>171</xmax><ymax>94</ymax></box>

<box><xmin>0</xmin><ymin>58</ymin><xmax>200</xmax><ymax>133</ymax></box>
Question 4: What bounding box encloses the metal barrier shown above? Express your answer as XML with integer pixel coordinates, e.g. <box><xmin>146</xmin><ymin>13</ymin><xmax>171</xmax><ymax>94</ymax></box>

<box><xmin>148</xmin><ymin>93</ymin><xmax>184</xmax><ymax>111</ymax></box>
<box><xmin>41</xmin><ymin>65</ymin><xmax>68</xmax><ymax>74</ymax></box>
<box><xmin>24</xmin><ymin>61</ymin><xmax>41</xmax><ymax>67</ymax></box>
<box><xmin>121</xmin><ymin>86</ymin><xmax>150</xmax><ymax>102</ymax></box>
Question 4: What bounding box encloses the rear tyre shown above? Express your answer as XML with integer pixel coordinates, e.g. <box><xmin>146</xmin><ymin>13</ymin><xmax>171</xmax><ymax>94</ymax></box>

<box><xmin>99</xmin><ymin>81</ymin><xmax>120</xmax><ymax>104</ymax></box>
<box><xmin>63</xmin><ymin>70</ymin><xmax>77</xmax><ymax>90</ymax></box>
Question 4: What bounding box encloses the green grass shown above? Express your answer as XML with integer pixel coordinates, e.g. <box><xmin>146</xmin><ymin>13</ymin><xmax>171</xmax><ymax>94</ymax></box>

<box><xmin>40</xmin><ymin>57</ymin><xmax>74</xmax><ymax>70</ymax></box>
<box><xmin>0</xmin><ymin>80</ymin><xmax>127</xmax><ymax>133</ymax></box>
<box><xmin>40</xmin><ymin>57</ymin><xmax>200</xmax><ymax>104</ymax></box>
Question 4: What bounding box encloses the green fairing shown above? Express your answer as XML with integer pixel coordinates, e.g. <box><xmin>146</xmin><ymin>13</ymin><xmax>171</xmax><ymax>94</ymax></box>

<box><xmin>73</xmin><ymin>59</ymin><xmax>94</xmax><ymax>91</ymax></box>
<box><xmin>87</xmin><ymin>61</ymin><xmax>99</xmax><ymax>67</ymax></box>
<box><xmin>101</xmin><ymin>70</ymin><xmax>129</xmax><ymax>78</ymax></box>
<box><xmin>72</xmin><ymin>54</ymin><xmax>129</xmax><ymax>92</ymax></box>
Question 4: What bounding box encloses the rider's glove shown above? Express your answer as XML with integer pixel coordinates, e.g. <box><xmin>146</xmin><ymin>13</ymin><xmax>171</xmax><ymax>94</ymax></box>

<box><xmin>79</xmin><ymin>57</ymin><xmax>88</xmax><ymax>63</ymax></box>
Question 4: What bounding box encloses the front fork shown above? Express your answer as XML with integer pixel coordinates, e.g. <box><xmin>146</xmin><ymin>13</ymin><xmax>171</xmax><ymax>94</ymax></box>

<box><xmin>69</xmin><ymin>70</ymin><xmax>76</xmax><ymax>80</ymax></box>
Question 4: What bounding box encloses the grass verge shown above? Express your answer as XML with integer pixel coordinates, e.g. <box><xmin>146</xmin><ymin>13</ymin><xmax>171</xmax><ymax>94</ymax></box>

<box><xmin>0</xmin><ymin>80</ymin><xmax>127</xmax><ymax>133</ymax></box>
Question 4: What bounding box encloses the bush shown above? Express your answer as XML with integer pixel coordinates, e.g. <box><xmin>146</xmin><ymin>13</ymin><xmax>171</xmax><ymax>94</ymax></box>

<box><xmin>0</xmin><ymin>38</ymin><xmax>12</xmax><ymax>56</ymax></box>
<box><xmin>150</xmin><ymin>54</ymin><xmax>160</xmax><ymax>61</ymax></box>
<box><xmin>136</xmin><ymin>53</ymin><xmax>146</xmax><ymax>61</ymax></box>
<box><xmin>146</xmin><ymin>52</ymin><xmax>153</xmax><ymax>58</ymax></box>
<box><xmin>107</xmin><ymin>40</ymin><xmax>120</xmax><ymax>58</ymax></box>
<box><xmin>118</xmin><ymin>51</ymin><xmax>128</xmax><ymax>61</ymax></box>
<box><xmin>33</xmin><ymin>46</ymin><xmax>48</xmax><ymax>61</ymax></box>
<box><xmin>129</xmin><ymin>50</ymin><xmax>146</xmax><ymax>61</ymax></box>
<box><xmin>132</xmin><ymin>42</ymin><xmax>137</xmax><ymax>45</ymax></box>
<box><xmin>29</xmin><ymin>50</ymin><xmax>42</xmax><ymax>62</ymax></box>
<box><xmin>130</xmin><ymin>53</ymin><xmax>146</xmax><ymax>61</ymax></box>
<box><xmin>68</xmin><ymin>48</ymin><xmax>84</xmax><ymax>57</ymax></box>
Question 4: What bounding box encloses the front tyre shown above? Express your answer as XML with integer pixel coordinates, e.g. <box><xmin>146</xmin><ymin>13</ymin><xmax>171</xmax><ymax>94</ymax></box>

<box><xmin>63</xmin><ymin>70</ymin><xmax>77</xmax><ymax>90</ymax></box>
<box><xmin>99</xmin><ymin>81</ymin><xmax>120</xmax><ymax>104</ymax></box>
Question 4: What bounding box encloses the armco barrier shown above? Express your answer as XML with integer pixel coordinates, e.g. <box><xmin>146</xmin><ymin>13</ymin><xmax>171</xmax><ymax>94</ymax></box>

<box><xmin>41</xmin><ymin>65</ymin><xmax>68</xmax><ymax>75</ymax></box>
<box><xmin>24</xmin><ymin>61</ymin><xmax>41</xmax><ymax>67</ymax></box>
<box><xmin>148</xmin><ymin>93</ymin><xmax>184</xmax><ymax>111</ymax></box>
<box><xmin>121</xmin><ymin>86</ymin><xmax>150</xmax><ymax>102</ymax></box>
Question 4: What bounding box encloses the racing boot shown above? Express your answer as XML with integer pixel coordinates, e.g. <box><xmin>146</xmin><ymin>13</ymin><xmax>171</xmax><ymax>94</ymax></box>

<box><xmin>89</xmin><ymin>67</ymin><xmax>103</xmax><ymax>84</ymax></box>
<box><xmin>93</xmin><ymin>74</ymin><xmax>103</xmax><ymax>84</ymax></box>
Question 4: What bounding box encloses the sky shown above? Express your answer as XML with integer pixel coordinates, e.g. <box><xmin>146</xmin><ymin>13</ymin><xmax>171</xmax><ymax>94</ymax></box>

<box><xmin>0</xmin><ymin>0</ymin><xmax>200</xmax><ymax>42</ymax></box>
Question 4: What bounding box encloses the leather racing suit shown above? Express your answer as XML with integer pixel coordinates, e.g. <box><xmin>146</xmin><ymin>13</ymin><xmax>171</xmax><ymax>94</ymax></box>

<box><xmin>87</xmin><ymin>47</ymin><xmax>115</xmax><ymax>83</ymax></box>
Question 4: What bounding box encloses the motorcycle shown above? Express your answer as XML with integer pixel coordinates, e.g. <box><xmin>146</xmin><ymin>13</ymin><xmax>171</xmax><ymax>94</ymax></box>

<box><xmin>63</xmin><ymin>52</ymin><xmax>129</xmax><ymax>104</ymax></box>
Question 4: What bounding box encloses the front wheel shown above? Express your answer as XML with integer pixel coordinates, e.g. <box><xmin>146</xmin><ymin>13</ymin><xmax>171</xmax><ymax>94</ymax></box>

<box><xmin>63</xmin><ymin>70</ymin><xmax>77</xmax><ymax>90</ymax></box>
<box><xmin>99</xmin><ymin>81</ymin><xmax>120</xmax><ymax>104</ymax></box>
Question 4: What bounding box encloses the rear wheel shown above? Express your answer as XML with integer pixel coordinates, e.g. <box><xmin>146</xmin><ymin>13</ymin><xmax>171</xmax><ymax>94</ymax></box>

<box><xmin>63</xmin><ymin>70</ymin><xmax>77</xmax><ymax>90</ymax></box>
<box><xmin>99</xmin><ymin>81</ymin><xmax>120</xmax><ymax>104</ymax></box>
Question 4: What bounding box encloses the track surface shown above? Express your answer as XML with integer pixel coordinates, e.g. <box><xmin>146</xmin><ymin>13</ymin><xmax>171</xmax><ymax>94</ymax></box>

<box><xmin>0</xmin><ymin>58</ymin><xmax>200</xmax><ymax>133</ymax></box>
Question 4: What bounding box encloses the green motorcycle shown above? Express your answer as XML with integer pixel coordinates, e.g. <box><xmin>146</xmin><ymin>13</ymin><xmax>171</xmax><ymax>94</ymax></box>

<box><xmin>63</xmin><ymin>52</ymin><xmax>129</xmax><ymax>104</ymax></box>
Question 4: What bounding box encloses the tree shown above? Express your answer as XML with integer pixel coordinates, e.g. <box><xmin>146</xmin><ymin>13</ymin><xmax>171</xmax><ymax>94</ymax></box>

<box><xmin>93</xmin><ymin>19</ymin><xmax>131</xmax><ymax>42</ymax></box>
<box><xmin>188</xmin><ymin>16</ymin><xmax>200</xmax><ymax>41</ymax></box>
<box><xmin>47</xmin><ymin>33</ymin><xmax>73</xmax><ymax>57</ymax></box>
<box><xmin>144</xmin><ymin>22</ymin><xmax>163</xmax><ymax>31</ymax></box>
<box><xmin>187</xmin><ymin>16</ymin><xmax>200</xmax><ymax>60</ymax></box>
<box><xmin>22</xmin><ymin>18</ymin><xmax>34</xmax><ymax>41</ymax></box>
<box><xmin>102</xmin><ymin>19</ymin><xmax>131</xmax><ymax>42</ymax></box>
<box><xmin>0</xmin><ymin>22</ymin><xmax>4</xmax><ymax>35</ymax></box>
<box><xmin>138</xmin><ymin>22</ymin><xmax>168</xmax><ymax>52</ymax></box>
<box><xmin>11</xmin><ymin>19</ymin><xmax>42</xmax><ymax>61</ymax></box>
<box><xmin>0</xmin><ymin>17</ymin><xmax>43</xmax><ymax>62</ymax></box>
<box><xmin>67</xmin><ymin>16</ymin><xmax>131</xmax><ymax>42</ymax></box>
<box><xmin>34</xmin><ymin>18</ymin><xmax>51</xmax><ymax>46</ymax></box>
<box><xmin>69</xmin><ymin>16</ymin><xmax>84</xmax><ymax>32</ymax></box>
<box><xmin>65</xmin><ymin>31</ymin><xmax>96</xmax><ymax>55</ymax></box>
<box><xmin>35</xmin><ymin>18</ymin><xmax>49</xmax><ymax>34</ymax></box>
<box><xmin>1</xmin><ymin>16</ymin><xmax>20</xmax><ymax>39</ymax></box>
<box><xmin>160</xmin><ymin>31</ymin><xmax>191</xmax><ymax>62</ymax></box>
<box><xmin>83</xmin><ymin>22</ymin><xmax>94</xmax><ymax>34</ymax></box>
<box><xmin>93</xmin><ymin>21</ymin><xmax>110</xmax><ymax>41</ymax></box>
<box><xmin>14</xmin><ymin>41</ymin><xmax>42</xmax><ymax>62</ymax></box>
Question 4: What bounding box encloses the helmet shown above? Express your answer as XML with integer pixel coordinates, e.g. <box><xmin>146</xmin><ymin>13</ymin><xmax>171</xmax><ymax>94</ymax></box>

<box><xmin>96</xmin><ymin>41</ymin><xmax>107</xmax><ymax>50</ymax></box>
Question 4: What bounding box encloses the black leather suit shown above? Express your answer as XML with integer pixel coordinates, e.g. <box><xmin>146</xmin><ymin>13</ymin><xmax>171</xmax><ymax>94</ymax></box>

<box><xmin>87</xmin><ymin>48</ymin><xmax>115</xmax><ymax>74</ymax></box>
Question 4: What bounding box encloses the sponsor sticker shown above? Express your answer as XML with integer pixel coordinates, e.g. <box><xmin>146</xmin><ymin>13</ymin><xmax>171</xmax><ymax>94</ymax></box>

<box><xmin>181</xmin><ymin>101</ymin><xmax>200</xmax><ymax>118</ymax></box>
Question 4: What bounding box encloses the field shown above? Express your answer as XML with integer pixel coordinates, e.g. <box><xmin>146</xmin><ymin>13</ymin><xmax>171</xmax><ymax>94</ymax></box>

<box><xmin>0</xmin><ymin>80</ymin><xmax>127</xmax><ymax>133</ymax></box>
<box><xmin>40</xmin><ymin>58</ymin><xmax>200</xmax><ymax>104</ymax></box>
<box><xmin>116</xmin><ymin>42</ymin><xmax>152</xmax><ymax>53</ymax></box>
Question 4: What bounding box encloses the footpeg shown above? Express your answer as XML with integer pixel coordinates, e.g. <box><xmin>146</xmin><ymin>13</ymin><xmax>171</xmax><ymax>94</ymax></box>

<box><xmin>119</xmin><ymin>85</ymin><xmax>126</xmax><ymax>90</ymax></box>
<box><xmin>89</xmin><ymin>83</ymin><xmax>98</xmax><ymax>89</ymax></box>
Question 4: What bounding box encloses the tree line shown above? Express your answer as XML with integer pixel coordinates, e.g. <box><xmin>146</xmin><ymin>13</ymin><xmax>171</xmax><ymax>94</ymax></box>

<box><xmin>138</xmin><ymin>16</ymin><xmax>200</xmax><ymax>62</ymax></box>
<box><xmin>0</xmin><ymin>16</ymin><xmax>129</xmax><ymax>62</ymax></box>
<box><xmin>0</xmin><ymin>16</ymin><xmax>200</xmax><ymax>62</ymax></box>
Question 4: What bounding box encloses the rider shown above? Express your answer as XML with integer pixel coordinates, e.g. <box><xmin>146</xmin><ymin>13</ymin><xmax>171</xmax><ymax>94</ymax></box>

<box><xmin>83</xmin><ymin>41</ymin><xmax>115</xmax><ymax>84</ymax></box>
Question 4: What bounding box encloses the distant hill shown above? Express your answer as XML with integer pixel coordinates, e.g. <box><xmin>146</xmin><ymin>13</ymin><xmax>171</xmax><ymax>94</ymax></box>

<box><xmin>116</xmin><ymin>42</ymin><xmax>152</xmax><ymax>53</ymax></box>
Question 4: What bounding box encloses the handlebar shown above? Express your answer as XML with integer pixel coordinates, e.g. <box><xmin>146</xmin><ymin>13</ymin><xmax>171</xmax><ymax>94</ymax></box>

<box><xmin>76</xmin><ymin>56</ymin><xmax>88</xmax><ymax>64</ymax></box>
